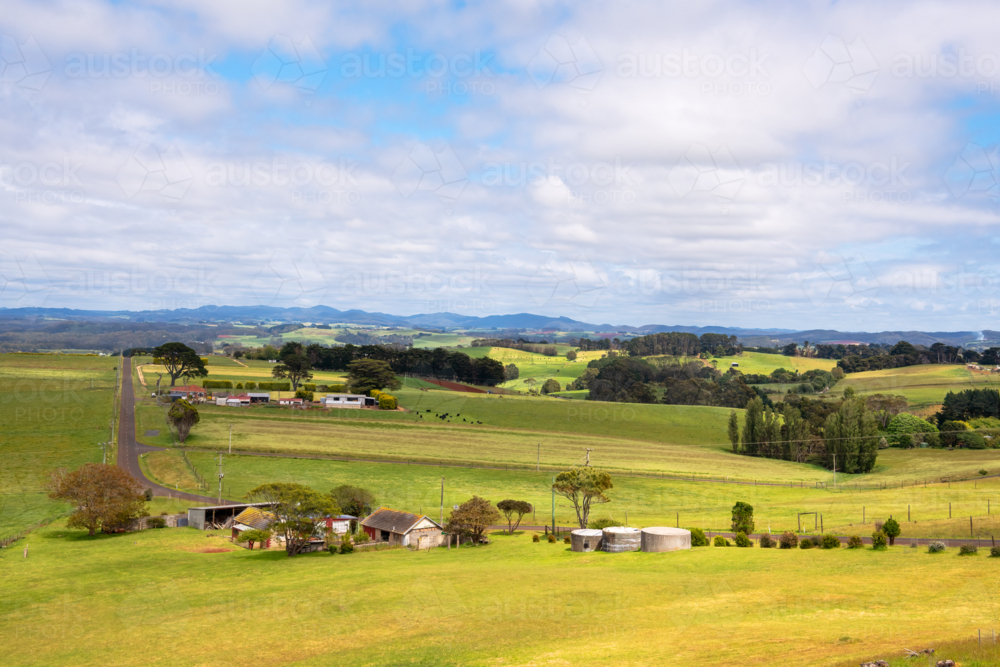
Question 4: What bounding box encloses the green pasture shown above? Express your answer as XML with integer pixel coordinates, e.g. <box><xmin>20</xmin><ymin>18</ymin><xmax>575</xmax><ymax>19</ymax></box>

<box><xmin>714</xmin><ymin>351</ymin><xmax>838</xmax><ymax>374</ymax></box>
<box><xmin>837</xmin><ymin>364</ymin><xmax>1000</xmax><ymax>411</ymax></box>
<box><xmin>142</xmin><ymin>450</ymin><xmax>1000</xmax><ymax>539</ymax></box>
<box><xmin>0</xmin><ymin>354</ymin><xmax>118</xmax><ymax>538</ymax></box>
<box><xmin>3</xmin><ymin>518</ymin><xmax>999</xmax><ymax>666</ymax></box>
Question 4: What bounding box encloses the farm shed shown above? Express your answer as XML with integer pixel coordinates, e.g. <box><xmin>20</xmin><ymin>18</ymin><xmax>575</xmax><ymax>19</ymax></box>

<box><xmin>169</xmin><ymin>385</ymin><xmax>207</xmax><ymax>401</ymax></box>
<box><xmin>278</xmin><ymin>397</ymin><xmax>304</xmax><ymax>406</ymax></box>
<box><xmin>247</xmin><ymin>392</ymin><xmax>270</xmax><ymax>404</ymax></box>
<box><xmin>323</xmin><ymin>393</ymin><xmax>366</xmax><ymax>408</ymax></box>
<box><xmin>640</xmin><ymin>527</ymin><xmax>691</xmax><ymax>553</ymax></box>
<box><xmin>316</xmin><ymin>514</ymin><xmax>357</xmax><ymax>535</ymax></box>
<box><xmin>360</xmin><ymin>508</ymin><xmax>444</xmax><ymax>549</ymax></box>
<box><xmin>188</xmin><ymin>502</ymin><xmax>276</xmax><ymax>530</ymax></box>
<box><xmin>231</xmin><ymin>506</ymin><xmax>276</xmax><ymax>547</ymax></box>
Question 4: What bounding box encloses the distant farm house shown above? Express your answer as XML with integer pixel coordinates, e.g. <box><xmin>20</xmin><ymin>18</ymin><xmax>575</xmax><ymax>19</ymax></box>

<box><xmin>169</xmin><ymin>385</ymin><xmax>207</xmax><ymax>402</ymax></box>
<box><xmin>360</xmin><ymin>508</ymin><xmax>445</xmax><ymax>549</ymax></box>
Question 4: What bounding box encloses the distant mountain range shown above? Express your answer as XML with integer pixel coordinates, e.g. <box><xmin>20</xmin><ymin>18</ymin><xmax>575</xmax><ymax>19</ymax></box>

<box><xmin>0</xmin><ymin>305</ymin><xmax>984</xmax><ymax>347</ymax></box>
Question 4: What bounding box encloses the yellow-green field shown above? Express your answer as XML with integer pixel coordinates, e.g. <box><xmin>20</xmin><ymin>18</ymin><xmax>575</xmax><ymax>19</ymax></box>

<box><xmin>714</xmin><ymin>351</ymin><xmax>839</xmax><ymax>374</ymax></box>
<box><xmin>837</xmin><ymin>364</ymin><xmax>1000</xmax><ymax>411</ymax></box>
<box><xmin>3</xmin><ymin>520</ymin><xmax>999</xmax><ymax>667</ymax></box>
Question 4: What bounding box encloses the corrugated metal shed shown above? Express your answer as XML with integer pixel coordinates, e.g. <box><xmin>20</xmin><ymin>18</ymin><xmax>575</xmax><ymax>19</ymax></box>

<box><xmin>233</xmin><ymin>507</ymin><xmax>276</xmax><ymax>530</ymax></box>
<box><xmin>361</xmin><ymin>508</ymin><xmax>442</xmax><ymax>535</ymax></box>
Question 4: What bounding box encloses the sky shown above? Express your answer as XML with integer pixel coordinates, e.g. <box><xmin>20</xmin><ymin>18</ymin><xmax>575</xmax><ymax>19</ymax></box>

<box><xmin>2</xmin><ymin>0</ymin><xmax>1000</xmax><ymax>331</ymax></box>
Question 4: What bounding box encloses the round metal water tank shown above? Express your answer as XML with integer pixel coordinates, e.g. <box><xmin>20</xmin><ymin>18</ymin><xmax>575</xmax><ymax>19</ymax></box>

<box><xmin>571</xmin><ymin>529</ymin><xmax>603</xmax><ymax>552</ymax></box>
<box><xmin>640</xmin><ymin>527</ymin><xmax>692</xmax><ymax>552</ymax></box>
<box><xmin>601</xmin><ymin>526</ymin><xmax>641</xmax><ymax>552</ymax></box>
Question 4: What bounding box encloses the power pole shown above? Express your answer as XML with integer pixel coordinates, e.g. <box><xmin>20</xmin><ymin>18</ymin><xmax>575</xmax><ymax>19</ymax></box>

<box><xmin>585</xmin><ymin>448</ymin><xmax>593</xmax><ymax>466</ymax></box>
<box><xmin>229</xmin><ymin>424</ymin><xmax>233</xmax><ymax>454</ymax></box>
<box><xmin>551</xmin><ymin>476</ymin><xmax>555</xmax><ymax>534</ymax></box>
<box><xmin>217</xmin><ymin>452</ymin><xmax>225</xmax><ymax>503</ymax></box>
<box><xmin>833</xmin><ymin>453</ymin><xmax>836</xmax><ymax>487</ymax></box>
<box><xmin>537</xmin><ymin>443</ymin><xmax>539</xmax><ymax>472</ymax></box>
<box><xmin>439</xmin><ymin>477</ymin><xmax>444</xmax><ymax>526</ymax></box>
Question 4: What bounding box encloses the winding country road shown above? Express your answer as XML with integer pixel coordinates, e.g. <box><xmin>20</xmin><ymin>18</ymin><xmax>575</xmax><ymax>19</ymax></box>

<box><xmin>117</xmin><ymin>358</ymin><xmax>222</xmax><ymax>504</ymax></box>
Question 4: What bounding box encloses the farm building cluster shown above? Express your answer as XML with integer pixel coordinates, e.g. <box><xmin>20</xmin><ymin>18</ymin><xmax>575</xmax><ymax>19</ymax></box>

<box><xmin>165</xmin><ymin>385</ymin><xmax>378</xmax><ymax>409</ymax></box>
<box><xmin>185</xmin><ymin>504</ymin><xmax>446</xmax><ymax>551</ymax></box>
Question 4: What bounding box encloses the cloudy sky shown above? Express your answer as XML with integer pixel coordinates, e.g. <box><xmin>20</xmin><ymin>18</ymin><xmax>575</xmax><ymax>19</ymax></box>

<box><xmin>2</xmin><ymin>1</ymin><xmax>1000</xmax><ymax>331</ymax></box>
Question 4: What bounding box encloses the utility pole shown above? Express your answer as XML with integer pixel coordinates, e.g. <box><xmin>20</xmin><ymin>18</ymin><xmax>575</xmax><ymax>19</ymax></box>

<box><xmin>551</xmin><ymin>476</ymin><xmax>555</xmax><ymax>534</ymax></box>
<box><xmin>229</xmin><ymin>424</ymin><xmax>233</xmax><ymax>454</ymax></box>
<box><xmin>585</xmin><ymin>448</ymin><xmax>593</xmax><ymax>466</ymax></box>
<box><xmin>439</xmin><ymin>477</ymin><xmax>444</xmax><ymax>526</ymax></box>
<box><xmin>537</xmin><ymin>443</ymin><xmax>540</xmax><ymax>472</ymax></box>
<box><xmin>833</xmin><ymin>453</ymin><xmax>836</xmax><ymax>487</ymax></box>
<box><xmin>217</xmin><ymin>452</ymin><xmax>225</xmax><ymax>503</ymax></box>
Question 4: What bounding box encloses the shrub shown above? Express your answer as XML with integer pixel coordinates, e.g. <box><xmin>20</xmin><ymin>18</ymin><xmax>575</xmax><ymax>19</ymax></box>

<box><xmin>883</xmin><ymin>517</ymin><xmax>901</xmax><ymax>546</ymax></box>
<box><xmin>871</xmin><ymin>531</ymin><xmax>887</xmax><ymax>550</ymax></box>
<box><xmin>990</xmin><ymin>546</ymin><xmax>1000</xmax><ymax>558</ymax></box>
<box><xmin>327</xmin><ymin>545</ymin><xmax>338</xmax><ymax>555</ymax></box>
<box><xmin>256</xmin><ymin>382</ymin><xmax>291</xmax><ymax>391</ymax></box>
<box><xmin>928</xmin><ymin>541</ymin><xmax>946</xmax><ymax>553</ymax></box>
<box><xmin>758</xmin><ymin>533</ymin><xmax>775</xmax><ymax>548</ymax></box>
<box><xmin>981</xmin><ymin>469</ymin><xmax>990</xmax><ymax>476</ymax></box>
<box><xmin>689</xmin><ymin>528</ymin><xmax>708</xmax><ymax>547</ymax></box>
<box><xmin>778</xmin><ymin>531</ymin><xmax>798</xmax><ymax>549</ymax></box>
<box><xmin>799</xmin><ymin>538</ymin><xmax>815</xmax><ymax>549</ymax></box>
<box><xmin>532</xmin><ymin>534</ymin><xmax>540</xmax><ymax>543</ymax></box>
<box><xmin>328</xmin><ymin>384</ymin><xmax>346</xmax><ymax>393</ymax></box>
<box><xmin>713</xmin><ymin>536</ymin><xmax>730</xmax><ymax>547</ymax></box>
<box><xmin>303</xmin><ymin>383</ymin><xmax>316</xmax><ymax>392</ymax></box>
<box><xmin>589</xmin><ymin>518</ymin><xmax>624</xmax><ymax>530</ymax></box>
<box><xmin>731</xmin><ymin>501</ymin><xmax>755</xmax><ymax>535</ymax></box>
<box><xmin>203</xmin><ymin>380</ymin><xmax>234</xmax><ymax>389</ymax></box>
<box><xmin>378</xmin><ymin>394</ymin><xmax>398</xmax><ymax>410</ymax></box>
<box><xmin>733</xmin><ymin>531</ymin><xmax>752</xmax><ymax>547</ymax></box>
<box><xmin>339</xmin><ymin>534</ymin><xmax>354</xmax><ymax>554</ymax></box>
<box><xmin>848</xmin><ymin>535</ymin><xmax>863</xmax><ymax>549</ymax></box>
<box><xmin>910</xmin><ymin>540</ymin><xmax>918</xmax><ymax>548</ymax></box>
<box><xmin>236</xmin><ymin>382</ymin><xmax>244</xmax><ymax>390</ymax></box>
<box><xmin>547</xmin><ymin>534</ymin><xmax>557</xmax><ymax>543</ymax></box>
<box><xmin>353</xmin><ymin>530</ymin><xmax>370</xmax><ymax>544</ymax></box>
<box><xmin>295</xmin><ymin>389</ymin><xmax>314</xmax><ymax>402</ymax></box>
<box><xmin>146</xmin><ymin>517</ymin><xmax>166</xmax><ymax>529</ymax></box>
<box><xmin>244</xmin><ymin>382</ymin><xmax>256</xmax><ymax>390</ymax></box>
<box><xmin>822</xmin><ymin>534</ymin><xmax>841</xmax><ymax>549</ymax></box>
<box><xmin>959</xmin><ymin>544</ymin><xmax>979</xmax><ymax>556</ymax></box>
<box><xmin>143</xmin><ymin>488</ymin><xmax>153</xmax><ymax>501</ymax></box>
<box><xmin>316</xmin><ymin>385</ymin><xmax>329</xmax><ymax>392</ymax></box>
<box><xmin>563</xmin><ymin>536</ymin><xmax>570</xmax><ymax>544</ymax></box>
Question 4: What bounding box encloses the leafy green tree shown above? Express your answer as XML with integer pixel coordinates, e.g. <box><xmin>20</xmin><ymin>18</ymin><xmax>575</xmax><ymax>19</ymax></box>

<box><xmin>272</xmin><ymin>354</ymin><xmax>313</xmax><ymax>391</ymax></box>
<box><xmin>566</xmin><ymin>350</ymin><xmax>577</xmax><ymax>361</ymax></box>
<box><xmin>727</xmin><ymin>410</ymin><xmax>740</xmax><ymax>453</ymax></box>
<box><xmin>541</xmin><ymin>378</ymin><xmax>561</xmax><ymax>394</ymax></box>
<box><xmin>824</xmin><ymin>397</ymin><xmax>879</xmax><ymax>473</ymax></box>
<box><xmin>245</xmin><ymin>483</ymin><xmax>340</xmax><ymax>557</ymax></box>
<box><xmin>741</xmin><ymin>397</ymin><xmax>765</xmax><ymax>456</ymax></box>
<box><xmin>504</xmin><ymin>364</ymin><xmax>519</xmax><ymax>381</ymax></box>
<box><xmin>734</xmin><ymin>531</ymin><xmax>752</xmax><ymax>547</ymax></box>
<box><xmin>885</xmin><ymin>413</ymin><xmax>938</xmax><ymax>447</ymax></box>
<box><xmin>553</xmin><ymin>467</ymin><xmax>613</xmax><ymax>528</ymax></box>
<box><xmin>235</xmin><ymin>528</ymin><xmax>272</xmax><ymax>550</ymax></box>
<box><xmin>731</xmin><ymin>501</ymin><xmax>755</xmax><ymax>535</ymax></box>
<box><xmin>446</xmin><ymin>496</ymin><xmax>501</xmax><ymax>544</ymax></box>
<box><xmin>46</xmin><ymin>464</ymin><xmax>147</xmax><ymax>536</ymax></box>
<box><xmin>871</xmin><ymin>530</ymin><xmax>887</xmax><ymax>549</ymax></box>
<box><xmin>330</xmin><ymin>484</ymin><xmax>378</xmax><ymax>518</ymax></box>
<box><xmin>497</xmin><ymin>499</ymin><xmax>533</xmax><ymax>534</ymax></box>
<box><xmin>152</xmin><ymin>342</ymin><xmax>208</xmax><ymax>387</ymax></box>
<box><xmin>166</xmin><ymin>399</ymin><xmax>200</xmax><ymax>443</ymax></box>
<box><xmin>882</xmin><ymin>517</ymin><xmax>901</xmax><ymax>546</ymax></box>
<box><xmin>347</xmin><ymin>359</ymin><xmax>402</xmax><ymax>395</ymax></box>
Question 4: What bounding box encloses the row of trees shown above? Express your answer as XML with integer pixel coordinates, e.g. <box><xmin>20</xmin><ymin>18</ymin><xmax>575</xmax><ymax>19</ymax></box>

<box><xmin>730</xmin><ymin>392</ymin><xmax>880</xmax><ymax>472</ymax></box>
<box><xmin>620</xmin><ymin>332</ymin><xmax>742</xmax><ymax>358</ymax></box>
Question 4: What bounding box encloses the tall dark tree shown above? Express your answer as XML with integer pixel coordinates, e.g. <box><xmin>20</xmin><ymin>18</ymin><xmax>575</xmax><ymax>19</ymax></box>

<box><xmin>330</xmin><ymin>484</ymin><xmax>378</xmax><ymax>518</ymax></box>
<box><xmin>153</xmin><ymin>342</ymin><xmax>208</xmax><ymax>387</ymax></box>
<box><xmin>166</xmin><ymin>399</ymin><xmax>200</xmax><ymax>443</ymax></box>
<box><xmin>347</xmin><ymin>359</ymin><xmax>402</xmax><ymax>395</ymax></box>
<box><xmin>446</xmin><ymin>496</ymin><xmax>501</xmax><ymax>544</ymax></box>
<box><xmin>271</xmin><ymin>354</ymin><xmax>313</xmax><ymax>390</ymax></box>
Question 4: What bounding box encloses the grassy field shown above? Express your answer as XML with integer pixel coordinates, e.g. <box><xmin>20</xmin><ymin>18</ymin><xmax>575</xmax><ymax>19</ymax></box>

<box><xmin>837</xmin><ymin>364</ymin><xmax>1000</xmax><ymax>411</ymax></box>
<box><xmin>714</xmin><ymin>351</ymin><xmax>839</xmax><ymax>374</ymax></box>
<box><xmin>137</xmin><ymin>450</ymin><xmax>1000</xmax><ymax>539</ymax></box>
<box><xmin>0</xmin><ymin>353</ymin><xmax>118</xmax><ymax>538</ymax></box>
<box><xmin>3</xmin><ymin>519</ymin><xmax>999</xmax><ymax>666</ymax></box>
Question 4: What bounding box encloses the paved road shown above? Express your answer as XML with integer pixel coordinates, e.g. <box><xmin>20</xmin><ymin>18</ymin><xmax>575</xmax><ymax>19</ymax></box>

<box><xmin>117</xmin><ymin>358</ymin><xmax>222</xmax><ymax>504</ymax></box>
